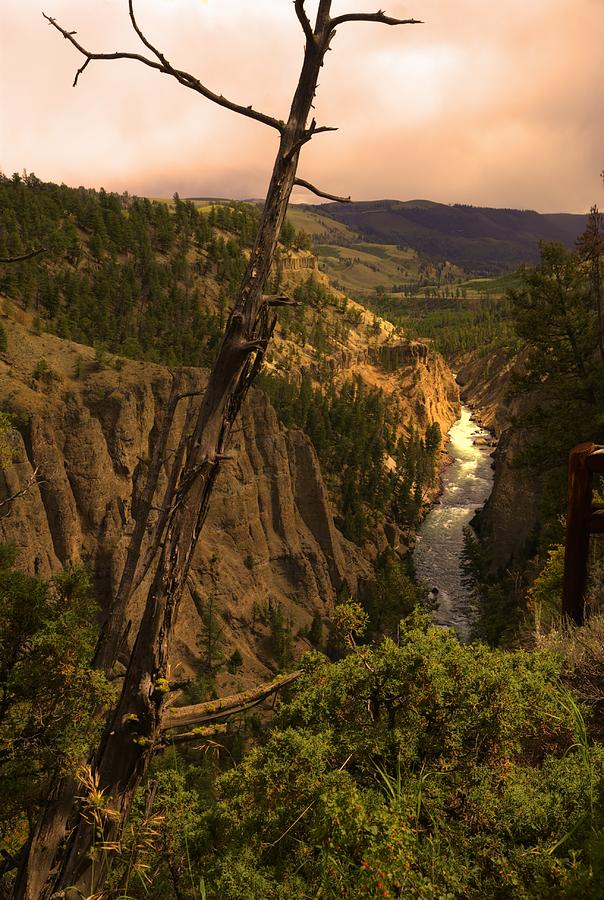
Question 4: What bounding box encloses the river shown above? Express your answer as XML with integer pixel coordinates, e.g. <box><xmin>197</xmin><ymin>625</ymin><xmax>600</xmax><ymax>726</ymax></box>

<box><xmin>413</xmin><ymin>405</ymin><xmax>495</xmax><ymax>641</ymax></box>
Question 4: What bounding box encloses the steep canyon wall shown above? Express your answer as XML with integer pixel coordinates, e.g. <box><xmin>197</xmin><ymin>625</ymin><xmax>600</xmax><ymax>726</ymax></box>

<box><xmin>1</xmin><ymin>317</ymin><xmax>458</xmax><ymax>686</ymax></box>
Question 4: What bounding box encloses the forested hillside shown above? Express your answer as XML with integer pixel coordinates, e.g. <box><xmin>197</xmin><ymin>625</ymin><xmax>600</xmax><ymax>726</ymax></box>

<box><xmin>0</xmin><ymin>172</ymin><xmax>255</xmax><ymax>365</ymax></box>
<box><xmin>312</xmin><ymin>198</ymin><xmax>587</xmax><ymax>273</ymax></box>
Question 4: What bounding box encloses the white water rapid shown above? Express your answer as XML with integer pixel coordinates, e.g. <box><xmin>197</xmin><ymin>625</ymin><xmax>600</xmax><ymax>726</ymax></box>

<box><xmin>413</xmin><ymin>406</ymin><xmax>495</xmax><ymax>641</ymax></box>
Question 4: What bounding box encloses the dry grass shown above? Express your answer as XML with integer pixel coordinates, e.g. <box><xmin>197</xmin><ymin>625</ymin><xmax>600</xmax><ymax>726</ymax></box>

<box><xmin>541</xmin><ymin>613</ymin><xmax>604</xmax><ymax>738</ymax></box>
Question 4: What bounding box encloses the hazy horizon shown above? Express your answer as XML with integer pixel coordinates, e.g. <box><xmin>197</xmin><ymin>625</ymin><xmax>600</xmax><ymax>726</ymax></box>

<box><xmin>2</xmin><ymin>1</ymin><xmax>602</xmax><ymax>215</ymax></box>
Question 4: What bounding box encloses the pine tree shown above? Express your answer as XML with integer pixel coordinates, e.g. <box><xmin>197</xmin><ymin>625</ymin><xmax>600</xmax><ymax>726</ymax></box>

<box><xmin>576</xmin><ymin>204</ymin><xmax>604</xmax><ymax>362</ymax></box>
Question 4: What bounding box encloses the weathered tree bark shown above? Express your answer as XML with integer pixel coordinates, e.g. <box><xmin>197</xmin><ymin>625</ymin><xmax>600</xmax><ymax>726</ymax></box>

<box><xmin>162</xmin><ymin>670</ymin><xmax>302</xmax><ymax>733</ymax></box>
<box><xmin>15</xmin><ymin>3</ymin><xmax>420</xmax><ymax>896</ymax></box>
<box><xmin>562</xmin><ymin>443</ymin><xmax>604</xmax><ymax>624</ymax></box>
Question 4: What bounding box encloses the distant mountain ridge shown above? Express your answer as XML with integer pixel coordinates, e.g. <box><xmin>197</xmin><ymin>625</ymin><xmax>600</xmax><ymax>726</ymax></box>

<box><xmin>310</xmin><ymin>199</ymin><xmax>587</xmax><ymax>274</ymax></box>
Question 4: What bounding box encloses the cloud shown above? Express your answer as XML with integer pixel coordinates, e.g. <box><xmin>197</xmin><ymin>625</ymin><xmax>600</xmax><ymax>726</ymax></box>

<box><xmin>1</xmin><ymin>0</ymin><xmax>601</xmax><ymax>211</ymax></box>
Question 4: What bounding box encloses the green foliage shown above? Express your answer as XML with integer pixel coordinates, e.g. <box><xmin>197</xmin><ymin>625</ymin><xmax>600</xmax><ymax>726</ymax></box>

<box><xmin>363</xmin><ymin>289</ymin><xmax>516</xmax><ymax>358</ymax></box>
<box><xmin>360</xmin><ymin>550</ymin><xmax>421</xmax><ymax>639</ymax></box>
<box><xmin>308</xmin><ymin>612</ymin><xmax>324</xmax><ymax>649</ymax></box>
<box><xmin>195</xmin><ymin>588</ymin><xmax>228</xmax><ymax>677</ymax></box>
<box><xmin>279</xmin><ymin>219</ymin><xmax>296</xmax><ymax>248</ymax></box>
<box><xmin>227</xmin><ymin>649</ymin><xmax>244</xmax><ymax>674</ymax></box>
<box><xmin>267</xmin><ymin>600</ymin><xmax>295</xmax><ymax>672</ymax></box>
<box><xmin>462</xmin><ymin>239</ymin><xmax>604</xmax><ymax>642</ymax></box>
<box><xmin>461</xmin><ymin>526</ymin><xmax>522</xmax><ymax>646</ymax></box>
<box><xmin>32</xmin><ymin>356</ymin><xmax>49</xmax><ymax>380</ymax></box>
<box><xmin>295</xmin><ymin>229</ymin><xmax>313</xmax><ymax>251</ymax></box>
<box><xmin>0</xmin><ymin>174</ymin><xmax>262</xmax><ymax>368</ymax></box>
<box><xmin>528</xmin><ymin>542</ymin><xmax>566</xmax><ymax>630</ymax></box>
<box><xmin>0</xmin><ymin>547</ymin><xmax>113</xmax><ymax>852</ymax></box>
<box><xmin>331</xmin><ymin>601</ymin><xmax>369</xmax><ymax>651</ymax></box>
<box><xmin>259</xmin><ymin>373</ymin><xmax>440</xmax><ymax>542</ymax></box>
<box><xmin>509</xmin><ymin>241</ymin><xmax>604</xmax><ymax>479</ymax></box>
<box><xmin>0</xmin><ymin>321</ymin><xmax>7</xmax><ymax>353</ymax></box>
<box><xmin>292</xmin><ymin>274</ymin><xmax>336</xmax><ymax>310</ymax></box>
<box><xmin>511</xmin><ymin>242</ymin><xmax>601</xmax><ymax>403</ymax></box>
<box><xmin>197</xmin><ymin>623</ymin><xmax>604</xmax><ymax>898</ymax></box>
<box><xmin>109</xmin><ymin>764</ymin><xmax>207</xmax><ymax>900</ymax></box>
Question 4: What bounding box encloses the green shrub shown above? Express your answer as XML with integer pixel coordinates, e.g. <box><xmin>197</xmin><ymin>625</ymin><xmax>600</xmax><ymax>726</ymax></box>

<box><xmin>198</xmin><ymin>620</ymin><xmax>604</xmax><ymax>898</ymax></box>
<box><xmin>32</xmin><ymin>356</ymin><xmax>49</xmax><ymax>380</ymax></box>
<box><xmin>0</xmin><ymin>548</ymin><xmax>113</xmax><ymax>850</ymax></box>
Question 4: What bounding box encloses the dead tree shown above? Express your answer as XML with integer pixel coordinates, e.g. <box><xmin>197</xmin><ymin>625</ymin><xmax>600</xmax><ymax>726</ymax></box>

<box><xmin>15</xmin><ymin>3</ymin><xmax>421</xmax><ymax>896</ymax></box>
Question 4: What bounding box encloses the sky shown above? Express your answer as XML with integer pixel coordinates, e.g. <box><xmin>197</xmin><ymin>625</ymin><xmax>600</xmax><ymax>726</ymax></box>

<box><xmin>1</xmin><ymin>0</ymin><xmax>603</xmax><ymax>212</ymax></box>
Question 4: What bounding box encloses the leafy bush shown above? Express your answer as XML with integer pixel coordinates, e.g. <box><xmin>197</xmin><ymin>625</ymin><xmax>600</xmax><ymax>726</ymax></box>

<box><xmin>0</xmin><ymin>547</ymin><xmax>113</xmax><ymax>853</ymax></box>
<box><xmin>196</xmin><ymin>620</ymin><xmax>604</xmax><ymax>898</ymax></box>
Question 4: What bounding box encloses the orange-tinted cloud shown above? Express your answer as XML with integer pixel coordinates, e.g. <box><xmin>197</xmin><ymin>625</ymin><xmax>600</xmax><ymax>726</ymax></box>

<box><xmin>1</xmin><ymin>0</ymin><xmax>602</xmax><ymax>211</ymax></box>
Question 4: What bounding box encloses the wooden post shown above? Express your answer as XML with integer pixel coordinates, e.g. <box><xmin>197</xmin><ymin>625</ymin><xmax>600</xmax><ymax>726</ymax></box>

<box><xmin>562</xmin><ymin>442</ymin><xmax>604</xmax><ymax>624</ymax></box>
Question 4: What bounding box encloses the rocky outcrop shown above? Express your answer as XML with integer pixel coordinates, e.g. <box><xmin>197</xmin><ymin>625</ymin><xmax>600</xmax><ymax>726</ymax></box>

<box><xmin>371</xmin><ymin>341</ymin><xmax>429</xmax><ymax>370</ymax></box>
<box><xmin>0</xmin><ymin>320</ymin><xmax>370</xmax><ymax>686</ymax></box>
<box><xmin>476</xmin><ymin>428</ymin><xmax>540</xmax><ymax>569</ymax></box>
<box><xmin>276</xmin><ymin>250</ymin><xmax>318</xmax><ymax>273</ymax></box>
<box><xmin>457</xmin><ymin>348</ymin><xmax>540</xmax><ymax>569</ymax></box>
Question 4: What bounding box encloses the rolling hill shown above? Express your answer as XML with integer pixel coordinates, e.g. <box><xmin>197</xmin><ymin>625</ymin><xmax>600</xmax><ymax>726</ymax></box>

<box><xmin>286</xmin><ymin>205</ymin><xmax>462</xmax><ymax>295</ymax></box>
<box><xmin>305</xmin><ymin>199</ymin><xmax>587</xmax><ymax>275</ymax></box>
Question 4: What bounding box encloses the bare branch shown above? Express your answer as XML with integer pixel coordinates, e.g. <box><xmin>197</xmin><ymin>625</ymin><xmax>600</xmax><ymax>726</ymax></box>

<box><xmin>0</xmin><ymin>248</ymin><xmax>47</xmax><ymax>264</ymax></box>
<box><xmin>43</xmin><ymin>11</ymin><xmax>284</xmax><ymax>133</ymax></box>
<box><xmin>330</xmin><ymin>10</ymin><xmax>423</xmax><ymax>28</ymax></box>
<box><xmin>162</xmin><ymin>670</ymin><xmax>302</xmax><ymax>732</ymax></box>
<box><xmin>294</xmin><ymin>0</ymin><xmax>315</xmax><ymax>44</ymax></box>
<box><xmin>294</xmin><ymin>178</ymin><xmax>351</xmax><ymax>203</ymax></box>
<box><xmin>165</xmin><ymin>723</ymin><xmax>228</xmax><ymax>746</ymax></box>
<box><xmin>263</xmin><ymin>294</ymin><xmax>299</xmax><ymax>307</ymax></box>
<box><xmin>316</xmin><ymin>0</ymin><xmax>335</xmax><ymax>33</ymax></box>
<box><xmin>127</xmin><ymin>0</ymin><xmax>169</xmax><ymax>67</ymax></box>
<box><xmin>313</xmin><ymin>125</ymin><xmax>339</xmax><ymax>135</ymax></box>
<box><xmin>0</xmin><ymin>467</ymin><xmax>44</xmax><ymax>516</ymax></box>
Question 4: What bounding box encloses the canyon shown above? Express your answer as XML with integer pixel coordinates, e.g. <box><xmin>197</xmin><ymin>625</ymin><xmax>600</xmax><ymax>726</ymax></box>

<box><xmin>0</xmin><ymin>311</ymin><xmax>459</xmax><ymax>689</ymax></box>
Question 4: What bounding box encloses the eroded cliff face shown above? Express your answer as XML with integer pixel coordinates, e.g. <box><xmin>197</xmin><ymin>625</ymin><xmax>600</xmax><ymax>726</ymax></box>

<box><xmin>0</xmin><ymin>307</ymin><xmax>460</xmax><ymax>686</ymax></box>
<box><xmin>457</xmin><ymin>349</ymin><xmax>539</xmax><ymax>570</ymax></box>
<box><xmin>0</xmin><ymin>319</ymin><xmax>371</xmax><ymax>686</ymax></box>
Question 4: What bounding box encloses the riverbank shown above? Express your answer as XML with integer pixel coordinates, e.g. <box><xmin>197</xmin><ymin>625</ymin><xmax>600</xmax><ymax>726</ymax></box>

<box><xmin>413</xmin><ymin>405</ymin><xmax>496</xmax><ymax>641</ymax></box>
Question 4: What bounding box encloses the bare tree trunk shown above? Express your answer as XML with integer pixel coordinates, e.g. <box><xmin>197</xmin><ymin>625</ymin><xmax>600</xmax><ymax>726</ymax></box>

<box><xmin>15</xmin><ymin>4</ymin><xmax>420</xmax><ymax>896</ymax></box>
<box><xmin>17</xmin><ymin>19</ymin><xmax>323</xmax><ymax>900</ymax></box>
